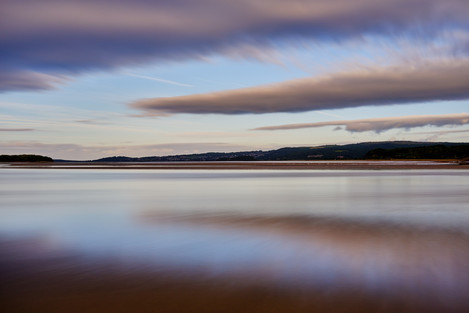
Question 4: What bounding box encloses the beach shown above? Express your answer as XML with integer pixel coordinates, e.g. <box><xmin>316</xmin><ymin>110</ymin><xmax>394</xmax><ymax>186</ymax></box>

<box><xmin>1</xmin><ymin>165</ymin><xmax>469</xmax><ymax>312</ymax></box>
<box><xmin>2</xmin><ymin>214</ymin><xmax>469</xmax><ymax>313</ymax></box>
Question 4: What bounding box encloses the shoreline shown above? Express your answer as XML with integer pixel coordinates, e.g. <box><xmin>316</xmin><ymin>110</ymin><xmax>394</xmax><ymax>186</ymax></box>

<box><xmin>2</xmin><ymin>160</ymin><xmax>468</xmax><ymax>170</ymax></box>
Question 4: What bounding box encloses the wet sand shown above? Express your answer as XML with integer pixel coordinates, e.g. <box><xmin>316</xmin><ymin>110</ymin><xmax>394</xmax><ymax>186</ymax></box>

<box><xmin>3</xmin><ymin>160</ymin><xmax>468</xmax><ymax>170</ymax></box>
<box><xmin>2</xmin><ymin>215</ymin><xmax>469</xmax><ymax>313</ymax></box>
<box><xmin>0</xmin><ymin>268</ymin><xmax>442</xmax><ymax>313</ymax></box>
<box><xmin>2</xmin><ymin>164</ymin><xmax>468</xmax><ymax>312</ymax></box>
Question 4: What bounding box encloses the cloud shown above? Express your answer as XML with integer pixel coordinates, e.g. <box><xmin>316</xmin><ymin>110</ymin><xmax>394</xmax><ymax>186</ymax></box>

<box><xmin>131</xmin><ymin>60</ymin><xmax>469</xmax><ymax>114</ymax></box>
<box><xmin>0</xmin><ymin>70</ymin><xmax>69</xmax><ymax>92</ymax></box>
<box><xmin>0</xmin><ymin>128</ymin><xmax>35</xmax><ymax>132</ymax></box>
<box><xmin>74</xmin><ymin>119</ymin><xmax>111</xmax><ymax>125</ymax></box>
<box><xmin>125</xmin><ymin>73</ymin><xmax>193</xmax><ymax>87</ymax></box>
<box><xmin>411</xmin><ymin>128</ymin><xmax>469</xmax><ymax>142</ymax></box>
<box><xmin>413</xmin><ymin>129</ymin><xmax>469</xmax><ymax>136</ymax></box>
<box><xmin>253</xmin><ymin>113</ymin><xmax>469</xmax><ymax>133</ymax></box>
<box><xmin>2</xmin><ymin>0</ymin><xmax>469</xmax><ymax>91</ymax></box>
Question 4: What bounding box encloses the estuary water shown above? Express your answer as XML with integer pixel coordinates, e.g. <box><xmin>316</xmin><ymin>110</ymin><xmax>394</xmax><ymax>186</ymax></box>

<box><xmin>1</xmin><ymin>167</ymin><xmax>469</xmax><ymax>312</ymax></box>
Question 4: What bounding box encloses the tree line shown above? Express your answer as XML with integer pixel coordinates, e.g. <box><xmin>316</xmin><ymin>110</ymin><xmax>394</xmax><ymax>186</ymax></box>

<box><xmin>0</xmin><ymin>154</ymin><xmax>53</xmax><ymax>162</ymax></box>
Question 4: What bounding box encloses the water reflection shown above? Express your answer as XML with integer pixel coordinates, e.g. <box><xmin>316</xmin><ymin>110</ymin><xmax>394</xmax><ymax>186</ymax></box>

<box><xmin>1</xmin><ymin>168</ymin><xmax>469</xmax><ymax>312</ymax></box>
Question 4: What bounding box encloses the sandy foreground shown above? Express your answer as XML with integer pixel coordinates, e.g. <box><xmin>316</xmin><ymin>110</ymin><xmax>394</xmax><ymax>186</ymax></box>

<box><xmin>3</xmin><ymin>160</ymin><xmax>469</xmax><ymax>170</ymax></box>
<box><xmin>2</xmin><ymin>214</ymin><xmax>469</xmax><ymax>313</ymax></box>
<box><xmin>2</xmin><ymin>161</ymin><xmax>468</xmax><ymax>312</ymax></box>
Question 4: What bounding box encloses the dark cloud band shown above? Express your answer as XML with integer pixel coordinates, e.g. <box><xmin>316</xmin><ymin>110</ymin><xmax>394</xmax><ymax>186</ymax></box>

<box><xmin>2</xmin><ymin>0</ymin><xmax>469</xmax><ymax>92</ymax></box>
<box><xmin>131</xmin><ymin>60</ymin><xmax>469</xmax><ymax>115</ymax></box>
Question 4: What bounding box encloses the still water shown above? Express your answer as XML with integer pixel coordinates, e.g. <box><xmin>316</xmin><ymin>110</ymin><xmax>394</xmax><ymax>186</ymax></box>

<box><xmin>1</xmin><ymin>168</ymin><xmax>469</xmax><ymax>312</ymax></box>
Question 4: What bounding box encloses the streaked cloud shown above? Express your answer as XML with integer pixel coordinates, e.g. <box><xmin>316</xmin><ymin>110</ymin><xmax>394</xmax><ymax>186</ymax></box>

<box><xmin>74</xmin><ymin>119</ymin><xmax>111</xmax><ymax>125</ymax></box>
<box><xmin>411</xmin><ymin>128</ymin><xmax>469</xmax><ymax>142</ymax></box>
<box><xmin>0</xmin><ymin>70</ymin><xmax>68</xmax><ymax>92</ymax></box>
<box><xmin>413</xmin><ymin>129</ymin><xmax>469</xmax><ymax>136</ymax></box>
<box><xmin>0</xmin><ymin>128</ymin><xmax>35</xmax><ymax>132</ymax></box>
<box><xmin>132</xmin><ymin>60</ymin><xmax>469</xmax><ymax>115</ymax></box>
<box><xmin>2</xmin><ymin>0</ymin><xmax>469</xmax><ymax>91</ymax></box>
<box><xmin>125</xmin><ymin>73</ymin><xmax>193</xmax><ymax>87</ymax></box>
<box><xmin>253</xmin><ymin>113</ymin><xmax>469</xmax><ymax>133</ymax></box>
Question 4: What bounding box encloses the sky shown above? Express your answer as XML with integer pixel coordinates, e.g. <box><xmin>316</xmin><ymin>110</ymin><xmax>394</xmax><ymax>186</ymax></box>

<box><xmin>1</xmin><ymin>0</ymin><xmax>469</xmax><ymax>160</ymax></box>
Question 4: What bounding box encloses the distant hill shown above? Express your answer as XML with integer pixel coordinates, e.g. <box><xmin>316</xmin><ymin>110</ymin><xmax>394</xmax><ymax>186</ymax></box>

<box><xmin>0</xmin><ymin>154</ymin><xmax>53</xmax><ymax>162</ymax></box>
<box><xmin>83</xmin><ymin>141</ymin><xmax>469</xmax><ymax>162</ymax></box>
<box><xmin>364</xmin><ymin>144</ymin><xmax>469</xmax><ymax>160</ymax></box>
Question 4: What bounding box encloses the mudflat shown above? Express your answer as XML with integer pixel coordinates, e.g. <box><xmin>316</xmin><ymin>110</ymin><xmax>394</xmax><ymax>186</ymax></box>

<box><xmin>2</xmin><ymin>215</ymin><xmax>469</xmax><ymax>313</ymax></box>
<box><xmin>0</xmin><ymin>269</ymin><xmax>451</xmax><ymax>313</ymax></box>
<box><xmin>2</xmin><ymin>164</ymin><xmax>468</xmax><ymax>312</ymax></box>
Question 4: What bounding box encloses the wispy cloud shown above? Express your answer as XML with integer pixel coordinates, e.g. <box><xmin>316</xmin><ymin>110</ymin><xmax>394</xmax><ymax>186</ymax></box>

<box><xmin>413</xmin><ymin>129</ymin><xmax>469</xmax><ymax>136</ymax></box>
<box><xmin>74</xmin><ymin>119</ymin><xmax>111</xmax><ymax>125</ymax></box>
<box><xmin>0</xmin><ymin>70</ymin><xmax>69</xmax><ymax>92</ymax></box>
<box><xmin>411</xmin><ymin>128</ymin><xmax>469</xmax><ymax>141</ymax></box>
<box><xmin>125</xmin><ymin>73</ymin><xmax>193</xmax><ymax>87</ymax></box>
<box><xmin>253</xmin><ymin>113</ymin><xmax>469</xmax><ymax>133</ymax></box>
<box><xmin>0</xmin><ymin>128</ymin><xmax>35</xmax><ymax>132</ymax></box>
<box><xmin>315</xmin><ymin>111</ymin><xmax>344</xmax><ymax>119</ymax></box>
<box><xmin>2</xmin><ymin>0</ymin><xmax>469</xmax><ymax>92</ymax></box>
<box><xmin>132</xmin><ymin>60</ymin><xmax>469</xmax><ymax>115</ymax></box>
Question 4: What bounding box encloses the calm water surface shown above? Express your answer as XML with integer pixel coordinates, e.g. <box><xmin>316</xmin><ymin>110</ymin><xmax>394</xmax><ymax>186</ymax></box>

<box><xmin>1</xmin><ymin>168</ymin><xmax>469</xmax><ymax>312</ymax></box>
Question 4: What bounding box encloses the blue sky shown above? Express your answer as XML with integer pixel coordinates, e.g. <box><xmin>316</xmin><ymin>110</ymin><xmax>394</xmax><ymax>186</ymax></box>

<box><xmin>1</xmin><ymin>0</ymin><xmax>469</xmax><ymax>160</ymax></box>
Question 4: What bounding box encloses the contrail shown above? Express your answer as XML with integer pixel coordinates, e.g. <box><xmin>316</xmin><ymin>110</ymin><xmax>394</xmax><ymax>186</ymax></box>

<box><xmin>126</xmin><ymin>72</ymin><xmax>193</xmax><ymax>87</ymax></box>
